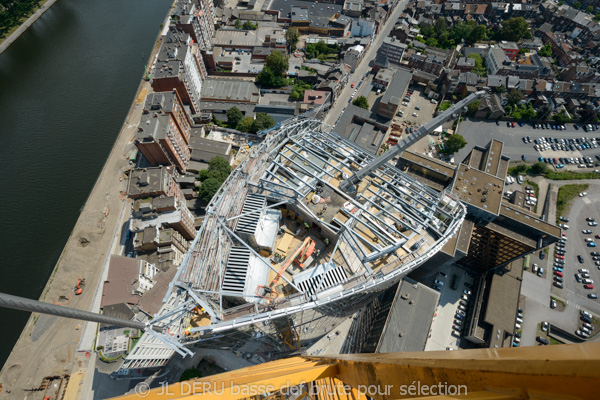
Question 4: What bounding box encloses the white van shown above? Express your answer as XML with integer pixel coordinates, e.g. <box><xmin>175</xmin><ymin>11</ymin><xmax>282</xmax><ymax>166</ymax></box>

<box><xmin>515</xmin><ymin>323</ymin><xmax>521</xmax><ymax>330</ymax></box>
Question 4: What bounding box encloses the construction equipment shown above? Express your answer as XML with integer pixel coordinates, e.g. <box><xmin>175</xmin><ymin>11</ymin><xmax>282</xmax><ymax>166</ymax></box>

<box><xmin>340</xmin><ymin>90</ymin><xmax>488</xmax><ymax>195</ymax></box>
<box><xmin>270</xmin><ymin>237</ymin><xmax>315</xmax><ymax>288</ymax></box>
<box><xmin>294</xmin><ymin>238</ymin><xmax>316</xmax><ymax>269</ymax></box>
<box><xmin>74</xmin><ymin>278</ymin><xmax>85</xmax><ymax>295</ymax></box>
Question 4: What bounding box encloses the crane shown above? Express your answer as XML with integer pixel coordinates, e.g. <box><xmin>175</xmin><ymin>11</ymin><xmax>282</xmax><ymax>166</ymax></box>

<box><xmin>339</xmin><ymin>90</ymin><xmax>488</xmax><ymax>195</ymax></box>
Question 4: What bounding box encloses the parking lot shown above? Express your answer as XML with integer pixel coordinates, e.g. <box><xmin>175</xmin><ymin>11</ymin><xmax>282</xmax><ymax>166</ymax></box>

<box><xmin>556</xmin><ymin>183</ymin><xmax>600</xmax><ymax>307</ymax></box>
<box><xmin>423</xmin><ymin>265</ymin><xmax>475</xmax><ymax>351</ymax></box>
<box><xmin>457</xmin><ymin>121</ymin><xmax>600</xmax><ymax>168</ymax></box>
<box><xmin>397</xmin><ymin>85</ymin><xmax>438</xmax><ymax>128</ymax></box>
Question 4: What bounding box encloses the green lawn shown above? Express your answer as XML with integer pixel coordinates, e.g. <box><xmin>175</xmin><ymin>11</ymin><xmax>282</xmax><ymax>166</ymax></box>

<box><xmin>555</xmin><ymin>184</ymin><xmax>589</xmax><ymax>223</ymax></box>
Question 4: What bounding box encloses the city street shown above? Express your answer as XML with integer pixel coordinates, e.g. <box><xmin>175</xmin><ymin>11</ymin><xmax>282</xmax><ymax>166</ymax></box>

<box><xmin>324</xmin><ymin>0</ymin><xmax>408</xmax><ymax>126</ymax></box>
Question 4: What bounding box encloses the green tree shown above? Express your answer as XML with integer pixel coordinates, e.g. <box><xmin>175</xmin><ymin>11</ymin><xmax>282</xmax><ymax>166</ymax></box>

<box><xmin>595</xmin><ymin>12</ymin><xmax>600</xmax><ymax>22</ymax></box>
<box><xmin>573</xmin><ymin>1</ymin><xmax>581</xmax><ymax>9</ymax></box>
<box><xmin>285</xmin><ymin>27</ymin><xmax>300</xmax><ymax>52</ymax></box>
<box><xmin>499</xmin><ymin>17</ymin><xmax>531</xmax><ymax>41</ymax></box>
<box><xmin>586</xmin><ymin>6</ymin><xmax>593</xmax><ymax>13</ymax></box>
<box><xmin>467</xmin><ymin>100</ymin><xmax>480</xmax><ymax>115</ymax></box>
<box><xmin>226</xmin><ymin>106</ymin><xmax>243</xmax><ymax>128</ymax></box>
<box><xmin>530</xmin><ymin>162</ymin><xmax>548</xmax><ymax>175</ymax></box>
<box><xmin>243</xmin><ymin>21</ymin><xmax>257</xmax><ymax>30</ymax></box>
<box><xmin>180</xmin><ymin>368</ymin><xmax>203</xmax><ymax>382</ymax></box>
<box><xmin>290</xmin><ymin>90</ymin><xmax>301</xmax><ymax>100</ymax></box>
<box><xmin>198</xmin><ymin>178</ymin><xmax>222</xmax><ymax>202</ymax></box>
<box><xmin>538</xmin><ymin>44</ymin><xmax>552</xmax><ymax>57</ymax></box>
<box><xmin>507</xmin><ymin>89</ymin><xmax>524</xmax><ymax>105</ymax></box>
<box><xmin>237</xmin><ymin>117</ymin><xmax>254</xmax><ymax>132</ymax></box>
<box><xmin>198</xmin><ymin>169</ymin><xmax>209</xmax><ymax>182</ymax></box>
<box><xmin>439</xmin><ymin>100</ymin><xmax>452</xmax><ymax>111</ymax></box>
<box><xmin>251</xmin><ymin>113</ymin><xmax>276</xmax><ymax>133</ymax></box>
<box><xmin>234</xmin><ymin>19</ymin><xmax>242</xmax><ymax>29</ymax></box>
<box><xmin>434</xmin><ymin>18</ymin><xmax>447</xmax><ymax>35</ymax></box>
<box><xmin>469</xmin><ymin>25</ymin><xmax>487</xmax><ymax>42</ymax></box>
<box><xmin>209</xmin><ymin>156</ymin><xmax>232</xmax><ymax>175</ymax></box>
<box><xmin>444</xmin><ymin>134</ymin><xmax>468</xmax><ymax>154</ymax></box>
<box><xmin>521</xmin><ymin>106</ymin><xmax>537</xmax><ymax>121</ymax></box>
<box><xmin>426</xmin><ymin>37</ymin><xmax>439</xmax><ymax>48</ymax></box>
<box><xmin>553</xmin><ymin>111</ymin><xmax>570</xmax><ymax>124</ymax></box>
<box><xmin>451</xmin><ymin>21</ymin><xmax>474</xmax><ymax>43</ymax></box>
<box><xmin>265</xmin><ymin>51</ymin><xmax>289</xmax><ymax>77</ymax></box>
<box><xmin>352</xmin><ymin>96</ymin><xmax>369</xmax><ymax>110</ymax></box>
<box><xmin>494</xmin><ymin>84</ymin><xmax>506</xmax><ymax>94</ymax></box>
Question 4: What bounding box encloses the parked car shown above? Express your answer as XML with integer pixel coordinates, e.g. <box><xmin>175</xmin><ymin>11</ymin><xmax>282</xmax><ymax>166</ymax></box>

<box><xmin>536</xmin><ymin>336</ymin><xmax>550</xmax><ymax>345</ymax></box>
<box><xmin>550</xmin><ymin>299</ymin><xmax>557</xmax><ymax>309</ymax></box>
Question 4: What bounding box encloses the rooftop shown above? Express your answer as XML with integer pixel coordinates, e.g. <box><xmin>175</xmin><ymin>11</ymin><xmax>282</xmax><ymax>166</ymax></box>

<box><xmin>201</xmin><ymin>78</ymin><xmax>260</xmax><ymax>103</ymax></box>
<box><xmin>376</xmin><ymin>278</ymin><xmax>439</xmax><ymax>352</ymax></box>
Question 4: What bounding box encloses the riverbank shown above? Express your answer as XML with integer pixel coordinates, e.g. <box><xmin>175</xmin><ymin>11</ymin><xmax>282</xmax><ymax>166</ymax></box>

<box><xmin>0</xmin><ymin>0</ymin><xmax>59</xmax><ymax>56</ymax></box>
<box><xmin>0</xmin><ymin>16</ymin><xmax>171</xmax><ymax>400</ymax></box>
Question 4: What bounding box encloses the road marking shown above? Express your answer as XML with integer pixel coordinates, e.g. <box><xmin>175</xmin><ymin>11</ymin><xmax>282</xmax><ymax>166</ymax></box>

<box><xmin>583</xmin><ymin>198</ymin><xmax>592</xmax><ymax>205</ymax></box>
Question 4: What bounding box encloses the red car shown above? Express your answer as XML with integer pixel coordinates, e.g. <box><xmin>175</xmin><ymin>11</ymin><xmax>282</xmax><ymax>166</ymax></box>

<box><xmin>595</xmin><ymin>235</ymin><xmax>600</xmax><ymax>239</ymax></box>
<box><xmin>584</xmin><ymin>284</ymin><xmax>595</xmax><ymax>289</ymax></box>
<box><xmin>556</xmin><ymin>255</ymin><xmax>564</xmax><ymax>260</ymax></box>
<box><xmin>512</xmin><ymin>122</ymin><xmax>516</xmax><ymax>127</ymax></box>
<box><xmin>554</xmin><ymin>271</ymin><xmax>563</xmax><ymax>277</ymax></box>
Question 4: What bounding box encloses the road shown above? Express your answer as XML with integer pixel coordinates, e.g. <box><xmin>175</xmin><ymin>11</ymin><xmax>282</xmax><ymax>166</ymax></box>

<box><xmin>324</xmin><ymin>0</ymin><xmax>407</xmax><ymax>127</ymax></box>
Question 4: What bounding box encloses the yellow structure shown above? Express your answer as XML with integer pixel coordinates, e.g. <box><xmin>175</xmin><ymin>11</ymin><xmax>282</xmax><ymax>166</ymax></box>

<box><xmin>114</xmin><ymin>343</ymin><xmax>600</xmax><ymax>400</ymax></box>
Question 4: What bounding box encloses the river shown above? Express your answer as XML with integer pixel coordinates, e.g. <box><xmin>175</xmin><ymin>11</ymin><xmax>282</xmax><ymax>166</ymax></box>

<box><xmin>0</xmin><ymin>0</ymin><xmax>172</xmax><ymax>370</ymax></box>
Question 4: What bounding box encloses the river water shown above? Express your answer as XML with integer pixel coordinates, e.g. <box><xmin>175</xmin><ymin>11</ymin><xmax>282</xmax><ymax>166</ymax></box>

<box><xmin>0</xmin><ymin>0</ymin><xmax>172</xmax><ymax>370</ymax></box>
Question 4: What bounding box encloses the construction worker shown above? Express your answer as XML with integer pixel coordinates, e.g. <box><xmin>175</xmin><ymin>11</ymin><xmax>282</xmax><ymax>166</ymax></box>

<box><xmin>304</xmin><ymin>222</ymin><xmax>310</xmax><ymax>230</ymax></box>
<box><xmin>324</xmin><ymin>238</ymin><xmax>330</xmax><ymax>246</ymax></box>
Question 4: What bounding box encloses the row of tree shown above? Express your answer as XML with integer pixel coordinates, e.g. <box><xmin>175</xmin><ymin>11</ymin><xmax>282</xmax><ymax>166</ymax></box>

<box><xmin>0</xmin><ymin>0</ymin><xmax>43</xmax><ymax>37</ymax></box>
<box><xmin>225</xmin><ymin>107</ymin><xmax>276</xmax><ymax>134</ymax></box>
<box><xmin>418</xmin><ymin>17</ymin><xmax>532</xmax><ymax>50</ymax></box>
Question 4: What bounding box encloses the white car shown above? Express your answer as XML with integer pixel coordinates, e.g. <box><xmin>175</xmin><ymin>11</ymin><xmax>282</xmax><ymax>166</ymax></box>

<box><xmin>579</xmin><ymin>192</ymin><xmax>588</xmax><ymax>197</ymax></box>
<box><xmin>541</xmin><ymin>321</ymin><xmax>549</xmax><ymax>332</ymax></box>
<box><xmin>412</xmin><ymin>113</ymin><xmax>419</xmax><ymax>117</ymax></box>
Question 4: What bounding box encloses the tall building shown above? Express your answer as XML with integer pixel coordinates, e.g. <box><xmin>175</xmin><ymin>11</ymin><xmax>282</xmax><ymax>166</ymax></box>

<box><xmin>152</xmin><ymin>29</ymin><xmax>206</xmax><ymax>114</ymax></box>
<box><xmin>171</xmin><ymin>0</ymin><xmax>215</xmax><ymax>52</ymax></box>
<box><xmin>378</xmin><ymin>36</ymin><xmax>407</xmax><ymax>65</ymax></box>
<box><xmin>135</xmin><ymin>91</ymin><xmax>193</xmax><ymax>172</ymax></box>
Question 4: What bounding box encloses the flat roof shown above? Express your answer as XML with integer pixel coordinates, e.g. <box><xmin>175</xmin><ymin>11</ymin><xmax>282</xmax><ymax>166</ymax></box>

<box><xmin>381</xmin><ymin>68</ymin><xmax>412</xmax><ymax>105</ymax></box>
<box><xmin>201</xmin><ymin>78</ymin><xmax>260</xmax><ymax>103</ymax></box>
<box><xmin>268</xmin><ymin>0</ymin><xmax>342</xmax><ymax>19</ymax></box>
<box><xmin>376</xmin><ymin>278</ymin><xmax>439</xmax><ymax>353</ymax></box>
<box><xmin>189</xmin><ymin>132</ymin><xmax>231</xmax><ymax>155</ymax></box>
<box><xmin>456</xmin><ymin>218</ymin><xmax>474</xmax><ymax>254</ymax></box>
<box><xmin>484</xmin><ymin>261</ymin><xmax>523</xmax><ymax>344</ymax></box>
<box><xmin>128</xmin><ymin>167</ymin><xmax>172</xmax><ymax>197</ymax></box>
<box><xmin>400</xmin><ymin>151</ymin><xmax>456</xmax><ymax>178</ymax></box>
<box><xmin>452</xmin><ymin>163</ymin><xmax>504</xmax><ymax>216</ymax></box>
<box><xmin>500</xmin><ymin>201</ymin><xmax>561</xmax><ymax>239</ymax></box>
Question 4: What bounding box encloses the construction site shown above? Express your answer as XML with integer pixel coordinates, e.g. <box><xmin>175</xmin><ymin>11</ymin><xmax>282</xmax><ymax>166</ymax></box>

<box><xmin>117</xmin><ymin>91</ymin><xmax>470</xmax><ymax>373</ymax></box>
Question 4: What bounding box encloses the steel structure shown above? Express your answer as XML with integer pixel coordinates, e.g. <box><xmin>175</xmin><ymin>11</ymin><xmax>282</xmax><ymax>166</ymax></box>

<box><xmin>113</xmin><ymin>343</ymin><xmax>600</xmax><ymax>400</ymax></box>
<box><xmin>340</xmin><ymin>90</ymin><xmax>487</xmax><ymax>194</ymax></box>
<box><xmin>116</xmin><ymin>98</ymin><xmax>468</xmax><ymax>374</ymax></box>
